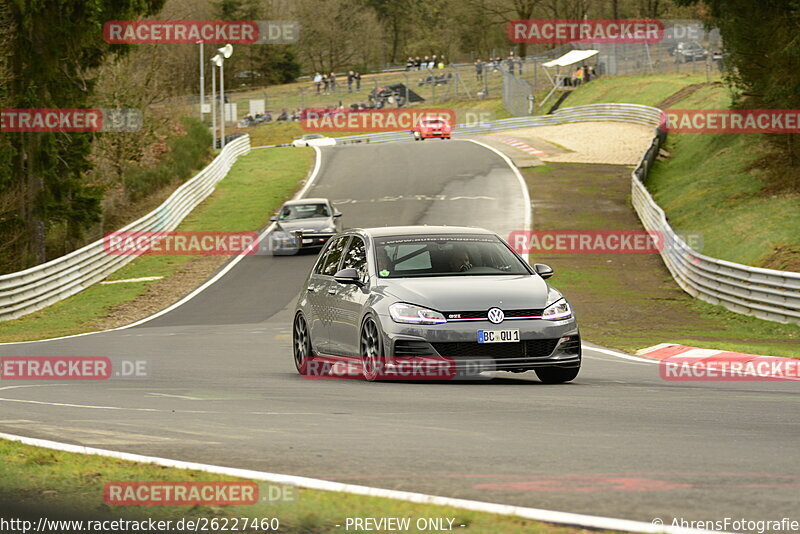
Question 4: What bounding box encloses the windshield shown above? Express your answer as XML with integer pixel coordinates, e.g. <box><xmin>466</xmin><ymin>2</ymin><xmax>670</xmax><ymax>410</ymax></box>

<box><xmin>374</xmin><ymin>235</ymin><xmax>530</xmax><ymax>278</ymax></box>
<box><xmin>279</xmin><ymin>203</ymin><xmax>330</xmax><ymax>220</ymax></box>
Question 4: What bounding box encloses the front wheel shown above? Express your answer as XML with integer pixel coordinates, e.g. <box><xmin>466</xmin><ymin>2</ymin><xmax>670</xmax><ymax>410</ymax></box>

<box><xmin>293</xmin><ymin>314</ymin><xmax>314</xmax><ymax>375</ymax></box>
<box><xmin>535</xmin><ymin>366</ymin><xmax>580</xmax><ymax>384</ymax></box>
<box><xmin>360</xmin><ymin>317</ymin><xmax>384</xmax><ymax>381</ymax></box>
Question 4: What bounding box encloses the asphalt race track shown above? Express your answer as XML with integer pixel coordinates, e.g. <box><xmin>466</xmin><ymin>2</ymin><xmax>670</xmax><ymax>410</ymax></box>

<box><xmin>1</xmin><ymin>140</ymin><xmax>798</xmax><ymax>524</ymax></box>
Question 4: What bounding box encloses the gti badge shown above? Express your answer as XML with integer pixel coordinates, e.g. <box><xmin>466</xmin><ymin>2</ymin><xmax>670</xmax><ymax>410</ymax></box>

<box><xmin>487</xmin><ymin>307</ymin><xmax>504</xmax><ymax>324</ymax></box>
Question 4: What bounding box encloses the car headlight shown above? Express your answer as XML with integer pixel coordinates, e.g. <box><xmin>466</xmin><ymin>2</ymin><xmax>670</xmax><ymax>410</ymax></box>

<box><xmin>389</xmin><ymin>303</ymin><xmax>446</xmax><ymax>324</ymax></box>
<box><xmin>542</xmin><ymin>299</ymin><xmax>572</xmax><ymax>320</ymax></box>
<box><xmin>322</xmin><ymin>226</ymin><xmax>336</xmax><ymax>233</ymax></box>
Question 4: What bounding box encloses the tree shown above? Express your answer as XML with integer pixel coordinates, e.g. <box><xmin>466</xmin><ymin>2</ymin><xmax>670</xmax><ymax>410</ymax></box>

<box><xmin>213</xmin><ymin>0</ymin><xmax>302</xmax><ymax>86</ymax></box>
<box><xmin>5</xmin><ymin>0</ymin><xmax>165</xmax><ymax>267</ymax></box>
<box><xmin>677</xmin><ymin>0</ymin><xmax>800</xmax><ymax>189</ymax></box>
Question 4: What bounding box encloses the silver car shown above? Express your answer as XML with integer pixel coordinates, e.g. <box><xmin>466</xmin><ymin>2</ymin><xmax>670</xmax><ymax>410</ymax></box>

<box><xmin>292</xmin><ymin>226</ymin><xmax>581</xmax><ymax>383</ymax></box>
<box><xmin>268</xmin><ymin>198</ymin><xmax>343</xmax><ymax>254</ymax></box>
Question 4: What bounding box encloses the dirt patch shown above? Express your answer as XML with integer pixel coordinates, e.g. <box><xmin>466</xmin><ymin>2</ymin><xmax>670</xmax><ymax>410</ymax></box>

<box><xmin>88</xmin><ymin>255</ymin><xmax>229</xmax><ymax>330</ymax></box>
<box><xmin>758</xmin><ymin>245</ymin><xmax>800</xmax><ymax>273</ymax></box>
<box><xmin>656</xmin><ymin>82</ymin><xmax>717</xmax><ymax>109</ymax></box>
<box><xmin>505</xmin><ymin>122</ymin><xmax>654</xmax><ymax>165</ymax></box>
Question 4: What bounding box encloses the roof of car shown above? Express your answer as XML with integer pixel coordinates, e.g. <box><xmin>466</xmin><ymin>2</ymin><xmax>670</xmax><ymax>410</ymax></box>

<box><xmin>353</xmin><ymin>226</ymin><xmax>495</xmax><ymax>238</ymax></box>
<box><xmin>282</xmin><ymin>198</ymin><xmax>330</xmax><ymax>206</ymax></box>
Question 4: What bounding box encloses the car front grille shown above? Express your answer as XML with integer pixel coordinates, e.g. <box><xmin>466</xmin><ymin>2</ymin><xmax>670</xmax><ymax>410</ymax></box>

<box><xmin>443</xmin><ymin>308</ymin><xmax>544</xmax><ymax>321</ymax></box>
<box><xmin>431</xmin><ymin>338</ymin><xmax>559</xmax><ymax>359</ymax></box>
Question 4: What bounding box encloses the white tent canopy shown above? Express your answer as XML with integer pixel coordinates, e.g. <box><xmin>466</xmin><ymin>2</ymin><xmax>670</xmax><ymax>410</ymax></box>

<box><xmin>542</xmin><ymin>49</ymin><xmax>599</xmax><ymax>68</ymax></box>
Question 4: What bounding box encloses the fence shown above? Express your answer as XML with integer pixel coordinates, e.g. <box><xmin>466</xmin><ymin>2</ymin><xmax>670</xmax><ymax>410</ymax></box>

<box><xmin>0</xmin><ymin>135</ymin><xmax>251</xmax><ymax>322</ymax></box>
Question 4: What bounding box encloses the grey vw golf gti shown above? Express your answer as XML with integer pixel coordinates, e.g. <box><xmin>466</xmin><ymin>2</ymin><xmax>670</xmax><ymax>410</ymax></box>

<box><xmin>292</xmin><ymin>226</ymin><xmax>581</xmax><ymax>383</ymax></box>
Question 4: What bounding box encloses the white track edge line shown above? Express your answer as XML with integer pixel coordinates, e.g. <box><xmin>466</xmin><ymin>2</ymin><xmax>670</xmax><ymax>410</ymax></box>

<box><xmin>465</xmin><ymin>139</ymin><xmax>533</xmax><ymax>237</ymax></box>
<box><xmin>0</xmin><ymin>431</ymin><xmax>723</xmax><ymax>534</ymax></box>
<box><xmin>0</xmin><ymin>146</ymin><xmax>324</xmax><ymax>346</ymax></box>
<box><xmin>583</xmin><ymin>344</ymin><xmax>659</xmax><ymax>364</ymax></box>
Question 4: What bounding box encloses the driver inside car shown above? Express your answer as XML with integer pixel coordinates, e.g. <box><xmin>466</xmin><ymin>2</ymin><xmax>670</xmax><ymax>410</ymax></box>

<box><xmin>449</xmin><ymin>247</ymin><xmax>473</xmax><ymax>272</ymax></box>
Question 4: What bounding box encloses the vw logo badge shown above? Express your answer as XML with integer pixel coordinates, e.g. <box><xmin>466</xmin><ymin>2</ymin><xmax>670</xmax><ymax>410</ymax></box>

<box><xmin>487</xmin><ymin>307</ymin><xmax>504</xmax><ymax>324</ymax></box>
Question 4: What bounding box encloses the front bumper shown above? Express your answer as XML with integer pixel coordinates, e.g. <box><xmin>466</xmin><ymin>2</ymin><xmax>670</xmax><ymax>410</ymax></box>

<box><xmin>378</xmin><ymin>315</ymin><xmax>581</xmax><ymax>373</ymax></box>
<box><xmin>298</xmin><ymin>232</ymin><xmax>335</xmax><ymax>248</ymax></box>
<box><xmin>270</xmin><ymin>231</ymin><xmax>334</xmax><ymax>254</ymax></box>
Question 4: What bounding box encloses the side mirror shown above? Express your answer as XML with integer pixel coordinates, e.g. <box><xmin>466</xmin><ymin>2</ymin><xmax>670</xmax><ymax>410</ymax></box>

<box><xmin>270</xmin><ymin>215</ymin><xmax>278</xmax><ymax>222</ymax></box>
<box><xmin>334</xmin><ymin>268</ymin><xmax>364</xmax><ymax>287</ymax></box>
<box><xmin>534</xmin><ymin>263</ymin><xmax>554</xmax><ymax>279</ymax></box>
<box><xmin>333</xmin><ymin>211</ymin><xmax>343</xmax><ymax>218</ymax></box>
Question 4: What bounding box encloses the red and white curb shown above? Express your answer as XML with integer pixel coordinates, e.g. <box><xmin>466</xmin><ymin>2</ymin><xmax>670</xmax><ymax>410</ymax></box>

<box><xmin>637</xmin><ymin>344</ymin><xmax>800</xmax><ymax>381</ymax></box>
<box><xmin>496</xmin><ymin>136</ymin><xmax>548</xmax><ymax>157</ymax></box>
<box><xmin>0</xmin><ymin>431</ymin><xmax>723</xmax><ymax>534</ymax></box>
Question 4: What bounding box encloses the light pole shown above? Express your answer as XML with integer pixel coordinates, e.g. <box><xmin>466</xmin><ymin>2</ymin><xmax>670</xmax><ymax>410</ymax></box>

<box><xmin>198</xmin><ymin>40</ymin><xmax>204</xmax><ymax>122</ymax></box>
<box><xmin>217</xmin><ymin>44</ymin><xmax>233</xmax><ymax>148</ymax></box>
<box><xmin>211</xmin><ymin>54</ymin><xmax>222</xmax><ymax>149</ymax></box>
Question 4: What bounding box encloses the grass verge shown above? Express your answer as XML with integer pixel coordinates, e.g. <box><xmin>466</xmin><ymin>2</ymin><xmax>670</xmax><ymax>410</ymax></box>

<box><xmin>0</xmin><ymin>438</ymin><xmax>611</xmax><ymax>534</ymax></box>
<box><xmin>563</xmin><ymin>73</ymin><xmax>716</xmax><ymax>108</ymax></box>
<box><xmin>648</xmin><ymin>85</ymin><xmax>800</xmax><ymax>269</ymax></box>
<box><xmin>564</xmin><ymin>73</ymin><xmax>799</xmax><ymax>270</ymax></box>
<box><xmin>0</xmin><ymin>147</ymin><xmax>314</xmax><ymax>343</ymax></box>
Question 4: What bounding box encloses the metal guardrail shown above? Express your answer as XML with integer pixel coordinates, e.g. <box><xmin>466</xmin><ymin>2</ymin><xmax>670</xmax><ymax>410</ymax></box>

<box><xmin>630</xmin><ymin>131</ymin><xmax>800</xmax><ymax>325</ymax></box>
<box><xmin>0</xmin><ymin>135</ymin><xmax>251</xmax><ymax>322</ymax></box>
<box><xmin>332</xmin><ymin>103</ymin><xmax>663</xmax><ymax>145</ymax></box>
<box><xmin>337</xmin><ymin>102</ymin><xmax>800</xmax><ymax>325</ymax></box>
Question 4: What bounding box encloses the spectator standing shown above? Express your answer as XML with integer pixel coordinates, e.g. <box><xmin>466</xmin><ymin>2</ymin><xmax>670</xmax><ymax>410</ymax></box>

<box><xmin>422</xmin><ymin>56</ymin><xmax>430</xmax><ymax>69</ymax></box>
<box><xmin>354</xmin><ymin>72</ymin><xmax>361</xmax><ymax>91</ymax></box>
<box><xmin>322</xmin><ymin>74</ymin><xmax>329</xmax><ymax>94</ymax></box>
<box><xmin>572</xmin><ymin>66</ymin><xmax>584</xmax><ymax>86</ymax></box>
<box><xmin>438</xmin><ymin>55</ymin><xmax>445</xmax><ymax>69</ymax></box>
<box><xmin>414</xmin><ymin>56</ymin><xmax>421</xmax><ymax>70</ymax></box>
<box><xmin>405</xmin><ymin>57</ymin><xmax>414</xmax><ymax>70</ymax></box>
<box><xmin>347</xmin><ymin>70</ymin><xmax>355</xmax><ymax>93</ymax></box>
<box><xmin>474</xmin><ymin>58</ymin><xmax>483</xmax><ymax>81</ymax></box>
<box><xmin>313</xmin><ymin>72</ymin><xmax>322</xmax><ymax>94</ymax></box>
<box><xmin>329</xmin><ymin>72</ymin><xmax>337</xmax><ymax>92</ymax></box>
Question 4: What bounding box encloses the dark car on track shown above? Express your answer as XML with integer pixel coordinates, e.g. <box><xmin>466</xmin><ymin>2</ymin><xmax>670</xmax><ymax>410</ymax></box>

<box><xmin>268</xmin><ymin>198</ymin><xmax>342</xmax><ymax>255</ymax></box>
<box><xmin>292</xmin><ymin>226</ymin><xmax>581</xmax><ymax>383</ymax></box>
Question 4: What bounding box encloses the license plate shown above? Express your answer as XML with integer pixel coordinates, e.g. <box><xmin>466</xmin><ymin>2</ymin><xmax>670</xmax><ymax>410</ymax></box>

<box><xmin>478</xmin><ymin>329</ymin><xmax>520</xmax><ymax>343</ymax></box>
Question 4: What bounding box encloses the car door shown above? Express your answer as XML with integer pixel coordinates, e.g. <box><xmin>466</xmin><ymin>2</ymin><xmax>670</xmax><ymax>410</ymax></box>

<box><xmin>328</xmin><ymin>236</ymin><xmax>370</xmax><ymax>357</ymax></box>
<box><xmin>307</xmin><ymin>236</ymin><xmax>348</xmax><ymax>354</ymax></box>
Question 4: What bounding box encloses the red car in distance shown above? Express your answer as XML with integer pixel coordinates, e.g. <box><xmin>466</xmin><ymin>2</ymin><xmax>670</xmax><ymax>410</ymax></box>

<box><xmin>412</xmin><ymin>116</ymin><xmax>452</xmax><ymax>140</ymax></box>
